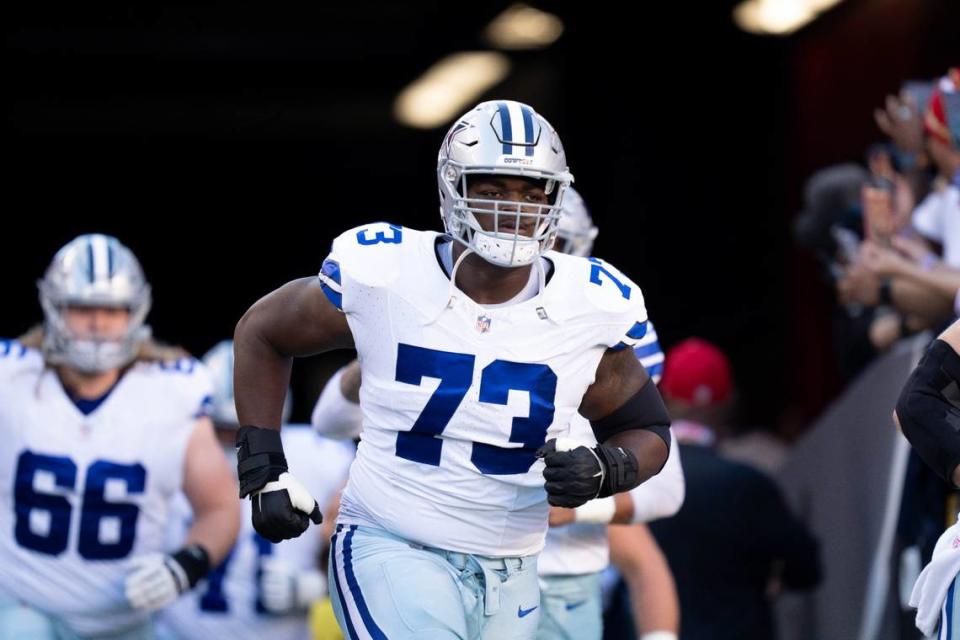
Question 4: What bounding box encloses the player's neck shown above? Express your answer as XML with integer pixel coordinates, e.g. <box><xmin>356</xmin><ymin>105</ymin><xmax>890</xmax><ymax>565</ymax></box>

<box><xmin>57</xmin><ymin>366</ymin><xmax>121</xmax><ymax>400</ymax></box>
<box><xmin>451</xmin><ymin>243</ymin><xmax>534</xmax><ymax>305</ymax></box>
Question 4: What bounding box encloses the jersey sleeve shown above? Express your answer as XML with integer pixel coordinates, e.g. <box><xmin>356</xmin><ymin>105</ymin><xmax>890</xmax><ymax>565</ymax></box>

<box><xmin>579</xmin><ymin>257</ymin><xmax>650</xmax><ymax>351</ymax></box>
<box><xmin>627</xmin><ymin>429</ymin><xmax>684</xmax><ymax>522</ymax></box>
<box><xmin>631</xmin><ymin>319</ymin><xmax>664</xmax><ymax>382</ymax></box>
<box><xmin>0</xmin><ymin>339</ymin><xmax>42</xmax><ymax>380</ymax></box>
<box><xmin>317</xmin><ymin>222</ymin><xmax>407</xmax><ymax>315</ymax></box>
<box><xmin>148</xmin><ymin>358</ymin><xmax>215</xmax><ymax>496</ymax></box>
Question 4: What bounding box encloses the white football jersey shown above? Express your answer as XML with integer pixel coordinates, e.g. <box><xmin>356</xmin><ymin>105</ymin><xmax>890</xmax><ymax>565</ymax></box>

<box><xmin>0</xmin><ymin>339</ymin><xmax>212</xmax><ymax>637</ymax></box>
<box><xmin>317</xmin><ymin>223</ymin><xmax>649</xmax><ymax>557</ymax></box>
<box><xmin>160</xmin><ymin>426</ymin><xmax>354</xmax><ymax>640</ymax></box>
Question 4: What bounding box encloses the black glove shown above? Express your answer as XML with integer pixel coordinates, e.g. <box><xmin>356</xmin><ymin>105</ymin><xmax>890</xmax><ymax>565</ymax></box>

<box><xmin>537</xmin><ymin>438</ymin><xmax>640</xmax><ymax>508</ymax></box>
<box><xmin>237</xmin><ymin>426</ymin><xmax>322</xmax><ymax>543</ymax></box>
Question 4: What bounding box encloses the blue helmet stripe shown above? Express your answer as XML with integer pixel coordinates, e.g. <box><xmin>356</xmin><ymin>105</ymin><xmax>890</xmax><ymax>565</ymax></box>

<box><xmin>498</xmin><ymin>102</ymin><xmax>514</xmax><ymax>155</ymax></box>
<box><xmin>86</xmin><ymin>238</ymin><xmax>95</xmax><ymax>283</ymax></box>
<box><xmin>520</xmin><ymin>104</ymin><xmax>535</xmax><ymax>157</ymax></box>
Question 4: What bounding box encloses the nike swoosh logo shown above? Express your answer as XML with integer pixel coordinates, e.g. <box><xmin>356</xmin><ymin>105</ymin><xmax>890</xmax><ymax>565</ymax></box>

<box><xmin>518</xmin><ymin>605</ymin><xmax>538</xmax><ymax>618</ymax></box>
<box><xmin>565</xmin><ymin>601</ymin><xmax>587</xmax><ymax>611</ymax></box>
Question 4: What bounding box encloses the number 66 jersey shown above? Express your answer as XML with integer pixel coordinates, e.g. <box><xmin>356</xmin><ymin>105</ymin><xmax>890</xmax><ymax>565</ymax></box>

<box><xmin>318</xmin><ymin>223</ymin><xmax>649</xmax><ymax>558</ymax></box>
<box><xmin>0</xmin><ymin>341</ymin><xmax>212</xmax><ymax>637</ymax></box>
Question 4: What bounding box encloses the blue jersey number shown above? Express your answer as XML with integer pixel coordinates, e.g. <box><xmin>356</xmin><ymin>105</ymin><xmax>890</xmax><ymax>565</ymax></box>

<box><xmin>394</xmin><ymin>345</ymin><xmax>557</xmax><ymax>474</ymax></box>
<box><xmin>588</xmin><ymin>257</ymin><xmax>631</xmax><ymax>299</ymax></box>
<box><xmin>357</xmin><ymin>224</ymin><xmax>403</xmax><ymax>245</ymax></box>
<box><xmin>395</xmin><ymin>344</ymin><xmax>474</xmax><ymax>466</ymax></box>
<box><xmin>14</xmin><ymin>451</ymin><xmax>145</xmax><ymax>559</ymax></box>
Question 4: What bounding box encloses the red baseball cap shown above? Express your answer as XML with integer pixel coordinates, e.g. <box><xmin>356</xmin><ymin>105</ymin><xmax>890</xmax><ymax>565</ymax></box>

<box><xmin>660</xmin><ymin>338</ymin><xmax>733</xmax><ymax>407</ymax></box>
<box><xmin>925</xmin><ymin>67</ymin><xmax>959</xmax><ymax>148</ymax></box>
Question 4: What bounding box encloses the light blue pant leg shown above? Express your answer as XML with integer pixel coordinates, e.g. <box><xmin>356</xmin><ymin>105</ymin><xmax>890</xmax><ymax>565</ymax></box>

<box><xmin>0</xmin><ymin>593</ymin><xmax>57</xmax><ymax>640</ymax></box>
<box><xmin>328</xmin><ymin>525</ymin><xmax>541</xmax><ymax>640</ymax></box>
<box><xmin>49</xmin><ymin>620</ymin><xmax>154</xmax><ymax>640</ymax></box>
<box><xmin>939</xmin><ymin>574</ymin><xmax>960</xmax><ymax>640</ymax></box>
<box><xmin>535</xmin><ymin>573</ymin><xmax>602</xmax><ymax>640</ymax></box>
<box><xmin>328</xmin><ymin>524</ymin><xmax>470</xmax><ymax>639</ymax></box>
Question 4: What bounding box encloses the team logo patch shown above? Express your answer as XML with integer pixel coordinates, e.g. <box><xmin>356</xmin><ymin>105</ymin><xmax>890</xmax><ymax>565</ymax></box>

<box><xmin>476</xmin><ymin>315</ymin><xmax>492</xmax><ymax>333</ymax></box>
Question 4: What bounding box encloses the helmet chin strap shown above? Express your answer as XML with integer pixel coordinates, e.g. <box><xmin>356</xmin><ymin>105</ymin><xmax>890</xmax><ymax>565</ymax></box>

<box><xmin>422</xmin><ymin>244</ymin><xmax>474</xmax><ymax>327</ymax></box>
<box><xmin>422</xmin><ymin>241</ymin><xmax>548</xmax><ymax>327</ymax></box>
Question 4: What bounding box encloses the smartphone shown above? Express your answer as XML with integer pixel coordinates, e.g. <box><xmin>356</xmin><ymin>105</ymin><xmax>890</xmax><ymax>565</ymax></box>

<box><xmin>901</xmin><ymin>80</ymin><xmax>935</xmax><ymax>116</ymax></box>
<box><xmin>943</xmin><ymin>91</ymin><xmax>960</xmax><ymax>148</ymax></box>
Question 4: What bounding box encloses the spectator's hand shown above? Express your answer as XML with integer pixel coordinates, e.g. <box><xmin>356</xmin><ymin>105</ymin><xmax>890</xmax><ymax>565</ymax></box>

<box><xmin>891</xmin><ymin>235</ymin><xmax>937</xmax><ymax>265</ymax></box>
<box><xmin>860</xmin><ymin>241</ymin><xmax>912</xmax><ymax>277</ymax></box>
<box><xmin>837</xmin><ymin>262</ymin><xmax>881</xmax><ymax>306</ymax></box>
<box><xmin>874</xmin><ymin>92</ymin><xmax>925</xmax><ymax>155</ymax></box>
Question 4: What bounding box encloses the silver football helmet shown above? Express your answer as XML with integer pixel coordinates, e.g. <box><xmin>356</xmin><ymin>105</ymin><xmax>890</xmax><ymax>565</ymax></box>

<box><xmin>437</xmin><ymin>100</ymin><xmax>574</xmax><ymax>267</ymax></box>
<box><xmin>553</xmin><ymin>187</ymin><xmax>598</xmax><ymax>257</ymax></box>
<box><xmin>37</xmin><ymin>234</ymin><xmax>152</xmax><ymax>373</ymax></box>
<box><xmin>201</xmin><ymin>340</ymin><xmax>292</xmax><ymax>428</ymax></box>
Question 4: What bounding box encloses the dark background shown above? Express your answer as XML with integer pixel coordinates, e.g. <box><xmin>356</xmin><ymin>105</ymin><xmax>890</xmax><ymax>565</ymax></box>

<box><xmin>5</xmin><ymin>0</ymin><xmax>957</xmax><ymax>429</ymax></box>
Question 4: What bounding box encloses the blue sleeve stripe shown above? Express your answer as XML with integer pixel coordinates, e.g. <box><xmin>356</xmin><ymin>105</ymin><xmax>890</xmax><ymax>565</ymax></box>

<box><xmin>633</xmin><ymin>341</ymin><xmax>662</xmax><ymax>359</ymax></box>
<box><xmin>610</xmin><ymin>341</ymin><xmax>630</xmax><ymax>352</ymax></box>
<box><xmin>638</xmin><ymin>352</ymin><xmax>664</xmax><ymax>369</ymax></box>
<box><xmin>636</xmin><ymin>326</ymin><xmax>658</xmax><ymax>346</ymax></box>
<box><xmin>646</xmin><ymin>362</ymin><xmax>664</xmax><ymax>381</ymax></box>
<box><xmin>193</xmin><ymin>394</ymin><xmax>214</xmax><ymax>419</ymax></box>
<box><xmin>319</xmin><ymin>280</ymin><xmax>343</xmax><ymax>310</ymax></box>
<box><xmin>626</xmin><ymin>321</ymin><xmax>648</xmax><ymax>340</ymax></box>
<box><xmin>321</xmin><ymin>259</ymin><xmax>342</xmax><ymax>286</ymax></box>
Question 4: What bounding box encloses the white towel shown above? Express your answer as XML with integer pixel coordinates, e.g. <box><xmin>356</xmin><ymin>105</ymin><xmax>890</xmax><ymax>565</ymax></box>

<box><xmin>911</xmin><ymin>513</ymin><xmax>960</xmax><ymax>636</ymax></box>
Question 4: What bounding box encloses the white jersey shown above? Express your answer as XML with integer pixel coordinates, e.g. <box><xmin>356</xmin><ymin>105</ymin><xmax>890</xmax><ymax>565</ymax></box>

<box><xmin>538</xmin><ymin>324</ymin><xmax>685</xmax><ymax>577</ymax></box>
<box><xmin>0</xmin><ymin>339</ymin><xmax>212</xmax><ymax>637</ymax></box>
<box><xmin>160</xmin><ymin>427</ymin><xmax>354</xmax><ymax>640</ymax></box>
<box><xmin>912</xmin><ymin>183</ymin><xmax>960</xmax><ymax>267</ymax></box>
<box><xmin>317</xmin><ymin>223</ymin><xmax>649</xmax><ymax>557</ymax></box>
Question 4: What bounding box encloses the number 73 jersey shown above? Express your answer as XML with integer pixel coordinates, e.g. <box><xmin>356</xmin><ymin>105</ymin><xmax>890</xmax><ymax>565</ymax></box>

<box><xmin>318</xmin><ymin>223</ymin><xmax>649</xmax><ymax>557</ymax></box>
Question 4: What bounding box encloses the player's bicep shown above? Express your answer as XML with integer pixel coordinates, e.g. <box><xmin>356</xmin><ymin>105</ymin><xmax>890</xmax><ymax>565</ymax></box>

<box><xmin>235</xmin><ymin>277</ymin><xmax>353</xmax><ymax>428</ymax></box>
<box><xmin>237</xmin><ymin>277</ymin><xmax>354</xmax><ymax>358</ymax></box>
<box><xmin>579</xmin><ymin>346</ymin><xmax>649</xmax><ymax>421</ymax></box>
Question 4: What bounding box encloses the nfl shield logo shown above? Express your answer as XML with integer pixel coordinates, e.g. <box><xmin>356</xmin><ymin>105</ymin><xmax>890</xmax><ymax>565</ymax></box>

<box><xmin>476</xmin><ymin>315</ymin><xmax>492</xmax><ymax>333</ymax></box>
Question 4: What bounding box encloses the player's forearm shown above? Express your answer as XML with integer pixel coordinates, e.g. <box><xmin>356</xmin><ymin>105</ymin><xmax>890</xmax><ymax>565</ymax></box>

<box><xmin>628</xmin><ymin>560</ymin><xmax>679</xmax><ymax>635</ymax></box>
<box><xmin>186</xmin><ymin>501</ymin><xmax>240</xmax><ymax>566</ymax></box>
<box><xmin>609</xmin><ymin>525</ymin><xmax>679</xmax><ymax>634</ymax></box>
<box><xmin>605</xmin><ymin>429</ymin><xmax>669</xmax><ymax>487</ymax></box>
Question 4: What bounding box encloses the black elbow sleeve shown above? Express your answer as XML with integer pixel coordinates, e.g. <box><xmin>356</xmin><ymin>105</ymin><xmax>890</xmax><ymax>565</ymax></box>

<box><xmin>896</xmin><ymin>339</ymin><xmax>960</xmax><ymax>485</ymax></box>
<box><xmin>590</xmin><ymin>381</ymin><xmax>671</xmax><ymax>452</ymax></box>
